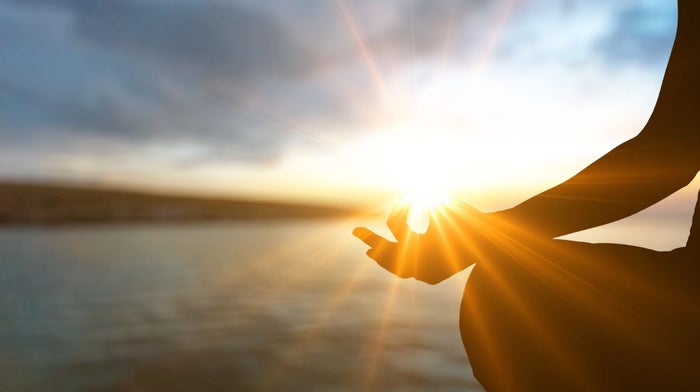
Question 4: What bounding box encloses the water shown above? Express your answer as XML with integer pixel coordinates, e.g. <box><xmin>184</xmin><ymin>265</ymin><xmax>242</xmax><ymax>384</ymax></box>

<box><xmin>0</xmin><ymin>219</ymin><xmax>480</xmax><ymax>391</ymax></box>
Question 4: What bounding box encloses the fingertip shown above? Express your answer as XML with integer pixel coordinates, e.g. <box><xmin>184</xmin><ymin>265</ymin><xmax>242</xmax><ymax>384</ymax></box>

<box><xmin>353</xmin><ymin>227</ymin><xmax>389</xmax><ymax>248</ymax></box>
<box><xmin>352</xmin><ymin>226</ymin><xmax>368</xmax><ymax>238</ymax></box>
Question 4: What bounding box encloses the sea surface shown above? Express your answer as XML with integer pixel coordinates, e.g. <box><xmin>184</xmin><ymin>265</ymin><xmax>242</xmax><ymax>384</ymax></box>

<box><xmin>0</xmin><ymin>216</ymin><xmax>692</xmax><ymax>391</ymax></box>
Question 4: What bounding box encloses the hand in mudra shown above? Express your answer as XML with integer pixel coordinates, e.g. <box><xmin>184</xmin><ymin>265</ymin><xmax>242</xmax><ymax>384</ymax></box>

<box><xmin>353</xmin><ymin>200</ymin><xmax>492</xmax><ymax>284</ymax></box>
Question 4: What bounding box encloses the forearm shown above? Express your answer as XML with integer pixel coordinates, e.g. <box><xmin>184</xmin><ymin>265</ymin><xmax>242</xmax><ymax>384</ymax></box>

<box><xmin>491</xmin><ymin>128</ymin><xmax>699</xmax><ymax>238</ymax></box>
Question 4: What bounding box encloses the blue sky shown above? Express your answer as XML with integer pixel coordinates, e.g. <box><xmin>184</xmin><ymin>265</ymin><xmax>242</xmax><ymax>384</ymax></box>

<box><xmin>0</xmin><ymin>0</ymin><xmax>684</xmax><ymax>206</ymax></box>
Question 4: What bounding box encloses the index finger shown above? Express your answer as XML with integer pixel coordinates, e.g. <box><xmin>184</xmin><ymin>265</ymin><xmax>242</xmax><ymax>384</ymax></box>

<box><xmin>352</xmin><ymin>227</ymin><xmax>393</xmax><ymax>249</ymax></box>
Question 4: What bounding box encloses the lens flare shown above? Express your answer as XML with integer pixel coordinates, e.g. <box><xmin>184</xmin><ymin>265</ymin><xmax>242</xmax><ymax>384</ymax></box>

<box><xmin>402</xmin><ymin>190</ymin><xmax>450</xmax><ymax>234</ymax></box>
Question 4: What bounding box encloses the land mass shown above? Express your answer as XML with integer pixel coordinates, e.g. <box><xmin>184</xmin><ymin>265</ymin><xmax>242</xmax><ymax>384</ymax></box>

<box><xmin>0</xmin><ymin>182</ymin><xmax>359</xmax><ymax>225</ymax></box>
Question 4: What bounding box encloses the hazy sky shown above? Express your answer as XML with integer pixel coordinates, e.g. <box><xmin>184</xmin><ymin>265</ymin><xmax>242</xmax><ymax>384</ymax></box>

<box><xmin>1</xmin><ymin>0</ymin><xmax>691</xmax><ymax>209</ymax></box>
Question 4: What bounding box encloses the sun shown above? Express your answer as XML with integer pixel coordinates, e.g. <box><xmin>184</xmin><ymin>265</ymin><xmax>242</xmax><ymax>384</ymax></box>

<box><xmin>374</xmin><ymin>131</ymin><xmax>460</xmax><ymax>234</ymax></box>
<box><xmin>402</xmin><ymin>191</ymin><xmax>449</xmax><ymax>234</ymax></box>
<box><xmin>395</xmin><ymin>163</ymin><xmax>455</xmax><ymax>234</ymax></box>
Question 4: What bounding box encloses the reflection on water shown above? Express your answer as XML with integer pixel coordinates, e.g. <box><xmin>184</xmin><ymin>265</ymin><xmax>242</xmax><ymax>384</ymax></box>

<box><xmin>0</xmin><ymin>220</ymin><xmax>480</xmax><ymax>391</ymax></box>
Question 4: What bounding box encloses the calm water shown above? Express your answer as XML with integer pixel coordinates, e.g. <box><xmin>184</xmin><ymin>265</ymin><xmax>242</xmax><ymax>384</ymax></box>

<box><xmin>0</xmin><ymin>219</ymin><xmax>481</xmax><ymax>391</ymax></box>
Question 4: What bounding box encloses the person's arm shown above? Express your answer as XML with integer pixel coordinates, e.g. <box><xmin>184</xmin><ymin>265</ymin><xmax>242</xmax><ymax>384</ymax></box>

<box><xmin>493</xmin><ymin>126</ymin><xmax>699</xmax><ymax>238</ymax></box>
<box><xmin>492</xmin><ymin>2</ymin><xmax>700</xmax><ymax>238</ymax></box>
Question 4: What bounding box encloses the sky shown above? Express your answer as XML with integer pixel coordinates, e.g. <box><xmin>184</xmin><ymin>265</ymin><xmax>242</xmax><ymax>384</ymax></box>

<box><xmin>0</xmin><ymin>0</ymin><xmax>693</xmax><ymax>210</ymax></box>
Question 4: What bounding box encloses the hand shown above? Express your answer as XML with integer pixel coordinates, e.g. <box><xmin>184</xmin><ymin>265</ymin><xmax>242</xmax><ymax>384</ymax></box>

<box><xmin>353</xmin><ymin>200</ymin><xmax>492</xmax><ymax>284</ymax></box>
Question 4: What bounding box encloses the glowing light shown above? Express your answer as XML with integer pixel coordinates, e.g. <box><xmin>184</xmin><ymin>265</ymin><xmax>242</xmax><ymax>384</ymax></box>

<box><xmin>374</xmin><ymin>126</ymin><xmax>461</xmax><ymax>234</ymax></box>
<box><xmin>401</xmin><ymin>190</ymin><xmax>450</xmax><ymax>234</ymax></box>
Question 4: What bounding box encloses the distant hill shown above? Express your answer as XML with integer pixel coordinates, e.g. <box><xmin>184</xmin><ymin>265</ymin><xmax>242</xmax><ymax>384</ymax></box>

<box><xmin>0</xmin><ymin>182</ymin><xmax>358</xmax><ymax>225</ymax></box>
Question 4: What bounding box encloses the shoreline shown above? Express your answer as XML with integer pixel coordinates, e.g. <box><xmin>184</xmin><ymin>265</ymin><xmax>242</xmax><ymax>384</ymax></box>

<box><xmin>0</xmin><ymin>182</ymin><xmax>361</xmax><ymax>225</ymax></box>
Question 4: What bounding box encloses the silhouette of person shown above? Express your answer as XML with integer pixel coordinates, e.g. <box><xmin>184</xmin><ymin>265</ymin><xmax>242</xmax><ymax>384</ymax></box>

<box><xmin>354</xmin><ymin>1</ymin><xmax>699</xmax><ymax>390</ymax></box>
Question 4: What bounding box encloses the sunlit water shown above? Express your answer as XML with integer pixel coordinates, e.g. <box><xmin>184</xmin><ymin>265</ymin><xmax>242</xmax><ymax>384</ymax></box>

<box><xmin>0</xmin><ymin>219</ymin><xmax>478</xmax><ymax>391</ymax></box>
<box><xmin>0</xmin><ymin>217</ymin><xmax>691</xmax><ymax>391</ymax></box>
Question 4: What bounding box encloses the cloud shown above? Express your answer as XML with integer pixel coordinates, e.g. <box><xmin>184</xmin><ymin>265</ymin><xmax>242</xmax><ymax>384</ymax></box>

<box><xmin>0</xmin><ymin>0</ymin><xmax>331</xmax><ymax>161</ymax></box>
<box><xmin>594</xmin><ymin>2</ymin><xmax>676</xmax><ymax>66</ymax></box>
<box><xmin>71</xmin><ymin>0</ymin><xmax>316</xmax><ymax>80</ymax></box>
<box><xmin>492</xmin><ymin>0</ymin><xmax>676</xmax><ymax>71</ymax></box>
<box><xmin>0</xmin><ymin>0</ymin><xmax>679</xmax><ymax>171</ymax></box>
<box><xmin>0</xmin><ymin>0</ymin><xmax>500</xmax><ymax>161</ymax></box>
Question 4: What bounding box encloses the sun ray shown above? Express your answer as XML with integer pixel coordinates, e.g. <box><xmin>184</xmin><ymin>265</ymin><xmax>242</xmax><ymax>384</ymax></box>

<box><xmin>485</xmin><ymin>225</ymin><xmax>655</xmax><ymax>329</ymax></box>
<box><xmin>206</xmin><ymin>85</ymin><xmax>335</xmax><ymax>146</ymax></box>
<box><xmin>473</xmin><ymin>0</ymin><xmax>519</xmax><ymax>76</ymax></box>
<box><xmin>409</xmin><ymin>275</ymin><xmax>417</xmax><ymax>378</ymax></box>
<box><xmin>362</xmin><ymin>274</ymin><xmax>404</xmax><ymax>390</ymax></box>
<box><xmin>337</xmin><ymin>0</ymin><xmax>394</xmax><ymax>106</ymax></box>
<box><xmin>362</xmin><ymin>228</ymin><xmax>417</xmax><ymax>389</ymax></box>
<box><xmin>429</xmin><ymin>206</ymin><xmax>472</xmax><ymax>273</ymax></box>
<box><xmin>408</xmin><ymin>0</ymin><xmax>417</xmax><ymax>94</ymax></box>
<box><xmin>521</xmin><ymin>238</ymin><xmax>669</xmax><ymax>337</ymax></box>
<box><xmin>300</xmin><ymin>257</ymin><xmax>374</xmax><ymax>338</ymax></box>
<box><xmin>461</xmin><ymin>239</ymin><xmax>594</xmax><ymax>387</ymax></box>
<box><xmin>235</xmin><ymin>223</ymin><xmax>359</xmax><ymax>301</ymax></box>
<box><xmin>440</xmin><ymin>0</ymin><xmax>459</xmax><ymax>73</ymax></box>
<box><xmin>256</xmin><ymin>239</ymin><xmax>371</xmax><ymax>390</ymax></box>
<box><xmin>460</xmin><ymin>217</ymin><xmax>673</xmax><ymax>381</ymax></box>
<box><xmin>461</xmin><ymin>279</ymin><xmax>514</xmax><ymax>390</ymax></box>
